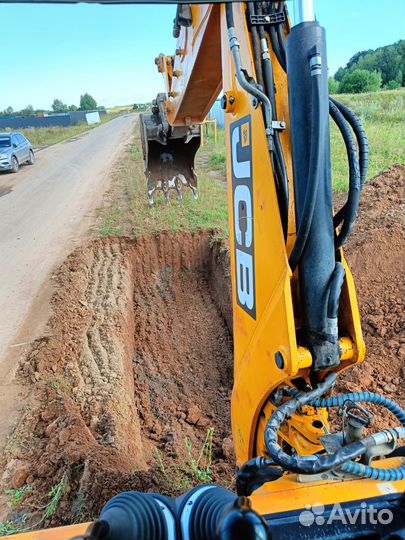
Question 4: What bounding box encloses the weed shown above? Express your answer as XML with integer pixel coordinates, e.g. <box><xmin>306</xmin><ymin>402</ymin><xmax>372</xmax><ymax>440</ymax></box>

<box><xmin>43</xmin><ymin>473</ymin><xmax>70</xmax><ymax>520</ymax></box>
<box><xmin>0</xmin><ymin>516</ymin><xmax>27</xmax><ymax>537</ymax></box>
<box><xmin>5</xmin><ymin>486</ymin><xmax>33</xmax><ymax>510</ymax></box>
<box><xmin>154</xmin><ymin>448</ymin><xmax>193</xmax><ymax>492</ymax></box>
<box><xmin>0</xmin><ymin>472</ymin><xmax>70</xmax><ymax>537</ymax></box>
<box><xmin>184</xmin><ymin>428</ymin><xmax>214</xmax><ymax>483</ymax></box>
<box><xmin>45</xmin><ymin>376</ymin><xmax>72</xmax><ymax>398</ymax></box>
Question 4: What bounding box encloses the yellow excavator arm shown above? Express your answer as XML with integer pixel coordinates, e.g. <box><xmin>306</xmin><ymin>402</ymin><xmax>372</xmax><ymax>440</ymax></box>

<box><xmin>6</xmin><ymin>1</ymin><xmax>405</xmax><ymax>539</ymax></box>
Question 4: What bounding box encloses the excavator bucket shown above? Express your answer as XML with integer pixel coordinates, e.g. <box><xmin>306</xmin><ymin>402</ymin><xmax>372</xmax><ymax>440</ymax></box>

<box><xmin>140</xmin><ymin>101</ymin><xmax>201</xmax><ymax>205</ymax></box>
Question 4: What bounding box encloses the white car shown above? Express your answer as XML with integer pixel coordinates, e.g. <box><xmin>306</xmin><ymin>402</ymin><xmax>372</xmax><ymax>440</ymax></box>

<box><xmin>0</xmin><ymin>132</ymin><xmax>35</xmax><ymax>173</ymax></box>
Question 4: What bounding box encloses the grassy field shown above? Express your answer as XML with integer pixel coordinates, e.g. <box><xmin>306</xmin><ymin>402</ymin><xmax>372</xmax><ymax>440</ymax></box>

<box><xmin>96</xmin><ymin>89</ymin><xmax>404</xmax><ymax>239</ymax></box>
<box><xmin>12</xmin><ymin>112</ymin><xmax>122</xmax><ymax>148</ymax></box>
<box><xmin>203</xmin><ymin>89</ymin><xmax>405</xmax><ymax>192</ymax></box>
<box><xmin>330</xmin><ymin>89</ymin><xmax>404</xmax><ymax>190</ymax></box>
<box><xmin>95</xmin><ymin>129</ymin><xmax>229</xmax><ymax>239</ymax></box>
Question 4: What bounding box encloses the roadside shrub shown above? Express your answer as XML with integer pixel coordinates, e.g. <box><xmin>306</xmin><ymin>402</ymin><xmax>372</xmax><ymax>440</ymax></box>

<box><xmin>339</xmin><ymin>69</ymin><xmax>382</xmax><ymax>94</ymax></box>
<box><xmin>384</xmin><ymin>80</ymin><xmax>402</xmax><ymax>90</ymax></box>
<box><xmin>329</xmin><ymin>77</ymin><xmax>340</xmax><ymax>94</ymax></box>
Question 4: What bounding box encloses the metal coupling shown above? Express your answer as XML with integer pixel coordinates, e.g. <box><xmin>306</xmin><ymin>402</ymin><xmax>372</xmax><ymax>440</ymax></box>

<box><xmin>310</xmin><ymin>53</ymin><xmax>322</xmax><ymax>76</ymax></box>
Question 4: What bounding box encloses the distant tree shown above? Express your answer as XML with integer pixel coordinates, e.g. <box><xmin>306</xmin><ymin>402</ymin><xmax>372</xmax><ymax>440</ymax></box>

<box><xmin>328</xmin><ymin>77</ymin><xmax>340</xmax><ymax>94</ymax></box>
<box><xmin>69</xmin><ymin>104</ymin><xmax>78</xmax><ymax>111</ymax></box>
<box><xmin>334</xmin><ymin>67</ymin><xmax>346</xmax><ymax>82</ymax></box>
<box><xmin>384</xmin><ymin>80</ymin><xmax>401</xmax><ymax>90</ymax></box>
<box><xmin>132</xmin><ymin>103</ymin><xmax>139</xmax><ymax>110</ymax></box>
<box><xmin>4</xmin><ymin>106</ymin><xmax>14</xmax><ymax>115</ymax></box>
<box><xmin>79</xmin><ymin>93</ymin><xmax>97</xmax><ymax>111</ymax></box>
<box><xmin>20</xmin><ymin>105</ymin><xmax>34</xmax><ymax>116</ymax></box>
<box><xmin>52</xmin><ymin>98</ymin><xmax>68</xmax><ymax>113</ymax></box>
<box><xmin>333</xmin><ymin>40</ymin><xmax>404</xmax><ymax>90</ymax></box>
<box><xmin>339</xmin><ymin>69</ymin><xmax>382</xmax><ymax>94</ymax></box>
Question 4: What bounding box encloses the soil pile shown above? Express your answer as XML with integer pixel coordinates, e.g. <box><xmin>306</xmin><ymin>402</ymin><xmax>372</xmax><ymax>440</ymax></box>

<box><xmin>338</xmin><ymin>164</ymin><xmax>405</xmax><ymax>424</ymax></box>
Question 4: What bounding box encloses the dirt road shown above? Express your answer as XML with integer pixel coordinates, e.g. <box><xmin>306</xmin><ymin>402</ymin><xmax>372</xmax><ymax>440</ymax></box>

<box><xmin>0</xmin><ymin>113</ymin><xmax>137</xmax><ymax>434</ymax></box>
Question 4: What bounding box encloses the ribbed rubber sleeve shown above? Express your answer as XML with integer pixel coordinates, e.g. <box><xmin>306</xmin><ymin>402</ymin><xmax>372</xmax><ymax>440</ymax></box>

<box><xmin>186</xmin><ymin>486</ymin><xmax>236</xmax><ymax>540</ymax></box>
<box><xmin>100</xmin><ymin>491</ymin><xmax>171</xmax><ymax>540</ymax></box>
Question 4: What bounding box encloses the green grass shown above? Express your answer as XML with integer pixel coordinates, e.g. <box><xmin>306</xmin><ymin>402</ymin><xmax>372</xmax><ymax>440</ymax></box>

<box><xmin>95</xmin><ymin>131</ymin><xmax>229</xmax><ymax>240</ymax></box>
<box><xmin>154</xmin><ymin>428</ymin><xmax>214</xmax><ymax>493</ymax></box>
<box><xmin>0</xmin><ymin>473</ymin><xmax>69</xmax><ymax>537</ymax></box>
<box><xmin>7</xmin><ymin>112</ymin><xmax>122</xmax><ymax>148</ymax></box>
<box><xmin>330</xmin><ymin>88</ymin><xmax>405</xmax><ymax>191</ymax></box>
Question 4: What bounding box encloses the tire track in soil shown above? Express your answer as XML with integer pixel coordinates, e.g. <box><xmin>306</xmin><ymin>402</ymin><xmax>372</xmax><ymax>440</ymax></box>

<box><xmin>1</xmin><ymin>231</ymin><xmax>234</xmax><ymax>526</ymax></box>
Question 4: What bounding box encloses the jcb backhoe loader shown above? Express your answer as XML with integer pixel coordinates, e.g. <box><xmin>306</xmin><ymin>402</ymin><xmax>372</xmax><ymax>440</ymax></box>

<box><xmin>3</xmin><ymin>1</ymin><xmax>405</xmax><ymax>539</ymax></box>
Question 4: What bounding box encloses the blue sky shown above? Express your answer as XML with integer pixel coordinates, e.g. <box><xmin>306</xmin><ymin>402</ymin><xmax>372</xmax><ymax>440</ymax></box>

<box><xmin>0</xmin><ymin>0</ymin><xmax>404</xmax><ymax>111</ymax></box>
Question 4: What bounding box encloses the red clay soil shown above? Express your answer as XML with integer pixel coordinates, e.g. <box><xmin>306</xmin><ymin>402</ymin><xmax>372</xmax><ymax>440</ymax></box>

<box><xmin>336</xmin><ymin>164</ymin><xmax>405</xmax><ymax>429</ymax></box>
<box><xmin>0</xmin><ymin>165</ymin><xmax>403</xmax><ymax>528</ymax></box>
<box><xmin>1</xmin><ymin>231</ymin><xmax>234</xmax><ymax>526</ymax></box>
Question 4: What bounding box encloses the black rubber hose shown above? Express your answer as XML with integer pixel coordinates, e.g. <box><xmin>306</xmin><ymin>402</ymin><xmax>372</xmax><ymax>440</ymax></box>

<box><xmin>276</xmin><ymin>2</ymin><xmax>287</xmax><ymax>65</ymax></box>
<box><xmin>288</xmin><ymin>64</ymin><xmax>323</xmax><ymax>272</ymax></box>
<box><xmin>267</xmin><ymin>2</ymin><xmax>287</xmax><ymax>71</ymax></box>
<box><xmin>236</xmin><ymin>457</ymin><xmax>283</xmax><ymax>496</ymax></box>
<box><xmin>247</xmin><ymin>3</ymin><xmax>265</xmax><ymax>91</ymax></box>
<box><xmin>331</xmin><ymin>98</ymin><xmax>369</xmax><ymax>230</ymax></box>
<box><xmin>265</xmin><ymin>374</ymin><xmax>368</xmax><ymax>475</ymax></box>
<box><xmin>331</xmin><ymin>98</ymin><xmax>369</xmax><ymax>188</ymax></box>
<box><xmin>327</xmin><ymin>261</ymin><xmax>346</xmax><ymax>319</ymax></box>
<box><xmin>225</xmin><ymin>0</ymin><xmax>234</xmax><ymax>28</ymax></box>
<box><xmin>329</xmin><ymin>100</ymin><xmax>361</xmax><ymax>248</ymax></box>
<box><xmin>256</xmin><ymin>5</ymin><xmax>289</xmax><ymax>234</ymax></box>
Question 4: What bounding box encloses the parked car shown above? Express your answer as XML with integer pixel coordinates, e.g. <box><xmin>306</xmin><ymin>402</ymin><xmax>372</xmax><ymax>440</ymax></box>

<box><xmin>0</xmin><ymin>132</ymin><xmax>35</xmax><ymax>173</ymax></box>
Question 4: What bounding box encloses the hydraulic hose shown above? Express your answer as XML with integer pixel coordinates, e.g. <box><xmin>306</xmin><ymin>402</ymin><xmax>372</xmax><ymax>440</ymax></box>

<box><xmin>276</xmin><ymin>1</ymin><xmax>287</xmax><ymax>66</ymax></box>
<box><xmin>310</xmin><ymin>392</ymin><xmax>405</xmax><ymax>481</ymax></box>
<box><xmin>265</xmin><ymin>376</ymin><xmax>405</xmax><ymax>480</ymax></box>
<box><xmin>331</xmin><ymin>98</ymin><xmax>369</xmax><ymax>188</ymax></box>
<box><xmin>331</xmin><ymin>98</ymin><xmax>369</xmax><ymax>232</ymax></box>
<box><xmin>288</xmin><ymin>56</ymin><xmax>323</xmax><ymax>272</ymax></box>
<box><xmin>255</xmin><ymin>3</ymin><xmax>289</xmax><ymax>235</ymax></box>
<box><xmin>265</xmin><ymin>374</ymin><xmax>369</xmax><ymax>475</ymax></box>
<box><xmin>311</xmin><ymin>392</ymin><xmax>405</xmax><ymax>426</ymax></box>
<box><xmin>267</xmin><ymin>2</ymin><xmax>286</xmax><ymax>71</ymax></box>
<box><xmin>226</xmin><ymin>3</ymin><xmax>273</xmax><ymax>150</ymax></box>
<box><xmin>247</xmin><ymin>2</ymin><xmax>264</xmax><ymax>92</ymax></box>
<box><xmin>329</xmin><ymin>100</ymin><xmax>361</xmax><ymax>248</ymax></box>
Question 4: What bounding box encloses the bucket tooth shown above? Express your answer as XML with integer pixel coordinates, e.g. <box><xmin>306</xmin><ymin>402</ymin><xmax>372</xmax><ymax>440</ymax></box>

<box><xmin>140</xmin><ymin>96</ymin><xmax>201</xmax><ymax>204</ymax></box>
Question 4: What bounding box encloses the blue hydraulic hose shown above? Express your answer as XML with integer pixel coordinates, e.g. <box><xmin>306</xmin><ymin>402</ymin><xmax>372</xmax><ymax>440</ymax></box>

<box><xmin>310</xmin><ymin>391</ymin><xmax>405</xmax><ymax>481</ymax></box>
<box><xmin>311</xmin><ymin>392</ymin><xmax>405</xmax><ymax>426</ymax></box>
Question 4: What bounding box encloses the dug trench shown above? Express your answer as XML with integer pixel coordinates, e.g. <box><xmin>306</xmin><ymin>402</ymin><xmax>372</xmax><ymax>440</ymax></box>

<box><xmin>1</xmin><ymin>165</ymin><xmax>404</xmax><ymax>529</ymax></box>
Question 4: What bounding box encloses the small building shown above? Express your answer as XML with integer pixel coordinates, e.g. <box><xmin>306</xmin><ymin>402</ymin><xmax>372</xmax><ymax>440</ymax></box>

<box><xmin>0</xmin><ymin>110</ymin><xmax>107</xmax><ymax>130</ymax></box>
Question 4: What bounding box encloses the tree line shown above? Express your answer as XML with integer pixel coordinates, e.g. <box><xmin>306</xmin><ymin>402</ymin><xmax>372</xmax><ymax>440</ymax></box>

<box><xmin>1</xmin><ymin>93</ymin><xmax>102</xmax><ymax>117</ymax></box>
<box><xmin>329</xmin><ymin>40</ymin><xmax>404</xmax><ymax>94</ymax></box>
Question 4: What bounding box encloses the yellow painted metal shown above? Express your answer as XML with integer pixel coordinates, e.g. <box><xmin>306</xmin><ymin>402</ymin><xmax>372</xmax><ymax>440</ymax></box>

<box><xmin>157</xmin><ymin>4</ymin><xmax>222</xmax><ymax>126</ymax></box>
<box><xmin>220</xmin><ymin>4</ymin><xmax>366</xmax><ymax>467</ymax></box>
<box><xmin>2</xmin><ymin>522</ymin><xmax>91</xmax><ymax>540</ymax></box>
<box><xmin>221</xmin><ymin>2</ymin><xmax>300</xmax><ymax>468</ymax></box>
<box><xmin>250</xmin><ymin>457</ymin><xmax>405</xmax><ymax>516</ymax></box>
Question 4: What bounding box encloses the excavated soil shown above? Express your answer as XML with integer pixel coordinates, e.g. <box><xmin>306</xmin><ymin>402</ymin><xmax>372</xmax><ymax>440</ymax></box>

<box><xmin>1</xmin><ymin>231</ymin><xmax>234</xmax><ymax>525</ymax></box>
<box><xmin>336</xmin><ymin>164</ymin><xmax>405</xmax><ymax>429</ymax></box>
<box><xmin>0</xmin><ymin>165</ymin><xmax>404</xmax><ymax>527</ymax></box>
